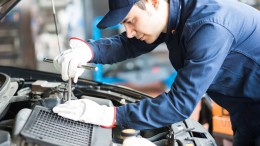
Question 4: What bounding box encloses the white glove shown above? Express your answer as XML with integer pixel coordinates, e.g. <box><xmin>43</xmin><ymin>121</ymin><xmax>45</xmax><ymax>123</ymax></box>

<box><xmin>123</xmin><ymin>137</ymin><xmax>156</xmax><ymax>146</ymax></box>
<box><xmin>54</xmin><ymin>37</ymin><xmax>93</xmax><ymax>83</ymax></box>
<box><xmin>53</xmin><ymin>99</ymin><xmax>116</xmax><ymax>128</ymax></box>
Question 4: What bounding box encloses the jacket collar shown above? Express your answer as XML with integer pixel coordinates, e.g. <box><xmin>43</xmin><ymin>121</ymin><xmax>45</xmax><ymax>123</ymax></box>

<box><xmin>167</xmin><ymin>0</ymin><xmax>182</xmax><ymax>35</ymax></box>
<box><xmin>165</xmin><ymin>0</ymin><xmax>196</xmax><ymax>41</ymax></box>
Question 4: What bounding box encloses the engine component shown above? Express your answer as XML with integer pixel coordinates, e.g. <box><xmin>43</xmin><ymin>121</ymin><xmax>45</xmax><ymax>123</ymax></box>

<box><xmin>121</xmin><ymin>129</ymin><xmax>140</xmax><ymax>138</ymax></box>
<box><xmin>20</xmin><ymin>105</ymin><xmax>112</xmax><ymax>146</ymax></box>
<box><xmin>13</xmin><ymin>108</ymin><xmax>32</xmax><ymax>137</ymax></box>
<box><xmin>31</xmin><ymin>80</ymin><xmax>70</xmax><ymax>105</ymax></box>
<box><xmin>0</xmin><ymin>130</ymin><xmax>11</xmax><ymax>146</ymax></box>
<box><xmin>12</xmin><ymin>108</ymin><xmax>32</xmax><ymax>145</ymax></box>
<box><xmin>32</xmin><ymin>80</ymin><xmax>61</xmax><ymax>94</ymax></box>
<box><xmin>0</xmin><ymin>73</ymin><xmax>18</xmax><ymax>116</ymax></box>
<box><xmin>167</xmin><ymin>118</ymin><xmax>217</xmax><ymax>146</ymax></box>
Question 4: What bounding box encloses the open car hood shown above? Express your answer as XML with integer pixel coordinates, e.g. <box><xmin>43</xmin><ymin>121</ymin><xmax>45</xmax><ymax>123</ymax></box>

<box><xmin>0</xmin><ymin>0</ymin><xmax>21</xmax><ymax>20</ymax></box>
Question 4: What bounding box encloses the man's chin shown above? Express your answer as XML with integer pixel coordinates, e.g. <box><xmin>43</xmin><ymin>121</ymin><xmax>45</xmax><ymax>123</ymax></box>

<box><xmin>145</xmin><ymin>39</ymin><xmax>156</xmax><ymax>44</ymax></box>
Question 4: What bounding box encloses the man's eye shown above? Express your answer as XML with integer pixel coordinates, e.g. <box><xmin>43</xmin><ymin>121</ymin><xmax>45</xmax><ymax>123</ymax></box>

<box><xmin>127</xmin><ymin>20</ymin><xmax>133</xmax><ymax>24</ymax></box>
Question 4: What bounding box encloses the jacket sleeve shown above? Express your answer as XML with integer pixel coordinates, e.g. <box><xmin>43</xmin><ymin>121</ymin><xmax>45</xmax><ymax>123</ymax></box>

<box><xmin>116</xmin><ymin>23</ymin><xmax>235</xmax><ymax>130</ymax></box>
<box><xmin>87</xmin><ymin>32</ymin><xmax>162</xmax><ymax>64</ymax></box>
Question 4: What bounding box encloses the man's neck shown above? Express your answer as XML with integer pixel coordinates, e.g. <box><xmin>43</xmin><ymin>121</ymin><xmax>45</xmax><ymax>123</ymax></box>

<box><xmin>161</xmin><ymin>0</ymin><xmax>170</xmax><ymax>33</ymax></box>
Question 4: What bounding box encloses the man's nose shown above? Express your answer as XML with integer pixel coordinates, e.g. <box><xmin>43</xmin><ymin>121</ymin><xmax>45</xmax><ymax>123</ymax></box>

<box><xmin>124</xmin><ymin>24</ymin><xmax>136</xmax><ymax>38</ymax></box>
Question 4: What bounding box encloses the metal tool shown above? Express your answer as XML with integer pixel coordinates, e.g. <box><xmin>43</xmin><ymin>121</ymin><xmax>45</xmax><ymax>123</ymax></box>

<box><xmin>51</xmin><ymin>0</ymin><xmax>62</xmax><ymax>53</ymax></box>
<box><xmin>49</xmin><ymin>0</ymin><xmax>97</xmax><ymax>101</ymax></box>
<box><xmin>43</xmin><ymin>58</ymin><xmax>98</xmax><ymax>71</ymax></box>
<box><xmin>68</xmin><ymin>78</ymin><xmax>72</xmax><ymax>101</ymax></box>
<box><xmin>43</xmin><ymin>58</ymin><xmax>98</xmax><ymax>101</ymax></box>
<box><xmin>50</xmin><ymin>0</ymin><xmax>72</xmax><ymax>100</ymax></box>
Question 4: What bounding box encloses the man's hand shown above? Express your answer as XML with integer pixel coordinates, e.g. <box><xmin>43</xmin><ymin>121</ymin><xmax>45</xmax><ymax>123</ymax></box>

<box><xmin>54</xmin><ymin>37</ymin><xmax>93</xmax><ymax>83</ymax></box>
<box><xmin>53</xmin><ymin>99</ymin><xmax>116</xmax><ymax>128</ymax></box>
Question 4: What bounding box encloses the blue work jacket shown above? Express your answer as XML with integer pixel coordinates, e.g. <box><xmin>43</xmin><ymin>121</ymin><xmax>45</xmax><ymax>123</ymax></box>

<box><xmin>88</xmin><ymin>0</ymin><xmax>260</xmax><ymax>130</ymax></box>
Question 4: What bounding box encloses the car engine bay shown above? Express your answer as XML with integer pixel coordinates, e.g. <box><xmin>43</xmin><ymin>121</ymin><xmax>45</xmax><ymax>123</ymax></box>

<box><xmin>0</xmin><ymin>66</ymin><xmax>217</xmax><ymax>146</ymax></box>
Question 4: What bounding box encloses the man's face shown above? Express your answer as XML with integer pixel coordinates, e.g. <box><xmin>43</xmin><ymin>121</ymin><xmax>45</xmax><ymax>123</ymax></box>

<box><xmin>121</xmin><ymin>2</ymin><xmax>165</xmax><ymax>44</ymax></box>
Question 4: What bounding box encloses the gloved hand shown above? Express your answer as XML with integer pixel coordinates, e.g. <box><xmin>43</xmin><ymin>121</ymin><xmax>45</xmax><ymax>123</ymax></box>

<box><xmin>54</xmin><ymin>37</ymin><xmax>93</xmax><ymax>83</ymax></box>
<box><xmin>123</xmin><ymin>137</ymin><xmax>156</xmax><ymax>146</ymax></box>
<box><xmin>53</xmin><ymin>99</ymin><xmax>116</xmax><ymax>128</ymax></box>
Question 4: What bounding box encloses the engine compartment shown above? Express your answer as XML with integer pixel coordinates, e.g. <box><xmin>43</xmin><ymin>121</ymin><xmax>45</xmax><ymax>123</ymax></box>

<box><xmin>0</xmin><ymin>67</ymin><xmax>217</xmax><ymax>146</ymax></box>
<box><xmin>0</xmin><ymin>70</ymin><xmax>162</xmax><ymax>146</ymax></box>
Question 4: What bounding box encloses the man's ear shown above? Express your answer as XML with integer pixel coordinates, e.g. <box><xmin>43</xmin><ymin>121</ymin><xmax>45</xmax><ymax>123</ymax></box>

<box><xmin>151</xmin><ymin>0</ymin><xmax>159</xmax><ymax>8</ymax></box>
<box><xmin>146</xmin><ymin>0</ymin><xmax>159</xmax><ymax>8</ymax></box>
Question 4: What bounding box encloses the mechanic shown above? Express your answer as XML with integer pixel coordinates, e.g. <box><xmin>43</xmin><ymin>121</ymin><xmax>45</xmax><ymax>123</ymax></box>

<box><xmin>53</xmin><ymin>0</ymin><xmax>260</xmax><ymax>145</ymax></box>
